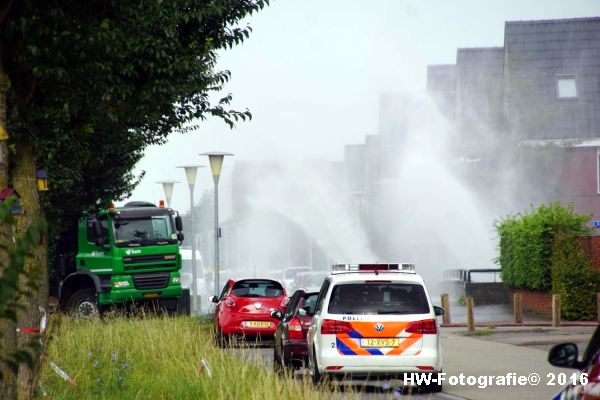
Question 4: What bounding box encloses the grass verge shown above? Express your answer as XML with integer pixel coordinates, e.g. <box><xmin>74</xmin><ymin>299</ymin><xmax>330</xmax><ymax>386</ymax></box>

<box><xmin>40</xmin><ymin>314</ymin><xmax>339</xmax><ymax>399</ymax></box>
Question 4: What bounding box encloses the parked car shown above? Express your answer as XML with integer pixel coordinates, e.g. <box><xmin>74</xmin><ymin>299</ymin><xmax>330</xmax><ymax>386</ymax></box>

<box><xmin>548</xmin><ymin>324</ymin><xmax>600</xmax><ymax>399</ymax></box>
<box><xmin>210</xmin><ymin>278</ymin><xmax>288</xmax><ymax>346</ymax></box>
<box><xmin>272</xmin><ymin>290</ymin><xmax>319</xmax><ymax>372</ymax></box>
<box><xmin>307</xmin><ymin>263</ymin><xmax>443</xmax><ymax>392</ymax></box>
<box><xmin>179</xmin><ymin>249</ymin><xmax>205</xmax><ymax>289</ymax></box>
<box><xmin>281</xmin><ymin>266</ymin><xmax>312</xmax><ymax>292</ymax></box>
<box><xmin>295</xmin><ymin>272</ymin><xmax>327</xmax><ymax>292</ymax></box>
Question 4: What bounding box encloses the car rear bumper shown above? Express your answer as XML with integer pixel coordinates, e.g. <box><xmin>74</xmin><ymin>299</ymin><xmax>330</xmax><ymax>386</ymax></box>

<box><xmin>325</xmin><ymin>369</ymin><xmax>442</xmax><ymax>382</ymax></box>
<box><xmin>283</xmin><ymin>340</ymin><xmax>309</xmax><ymax>361</ymax></box>
<box><xmin>219</xmin><ymin>313</ymin><xmax>278</xmax><ymax>336</ymax></box>
<box><xmin>317</xmin><ymin>353</ymin><xmax>442</xmax><ymax>374</ymax></box>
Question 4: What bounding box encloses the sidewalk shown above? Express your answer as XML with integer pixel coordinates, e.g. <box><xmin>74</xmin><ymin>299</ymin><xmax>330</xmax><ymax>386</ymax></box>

<box><xmin>439</xmin><ymin>326</ymin><xmax>594</xmax><ymax>399</ymax></box>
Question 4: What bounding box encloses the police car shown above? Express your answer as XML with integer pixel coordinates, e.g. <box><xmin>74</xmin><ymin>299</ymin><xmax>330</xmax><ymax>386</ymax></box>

<box><xmin>306</xmin><ymin>263</ymin><xmax>443</xmax><ymax>391</ymax></box>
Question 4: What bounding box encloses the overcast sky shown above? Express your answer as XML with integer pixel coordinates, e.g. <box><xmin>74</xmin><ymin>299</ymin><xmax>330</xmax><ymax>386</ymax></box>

<box><xmin>123</xmin><ymin>0</ymin><xmax>599</xmax><ymax>213</ymax></box>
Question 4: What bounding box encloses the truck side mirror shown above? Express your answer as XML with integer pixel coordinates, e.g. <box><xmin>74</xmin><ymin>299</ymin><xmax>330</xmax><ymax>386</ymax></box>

<box><xmin>177</xmin><ymin>232</ymin><xmax>184</xmax><ymax>242</ymax></box>
<box><xmin>175</xmin><ymin>216</ymin><xmax>183</xmax><ymax>232</ymax></box>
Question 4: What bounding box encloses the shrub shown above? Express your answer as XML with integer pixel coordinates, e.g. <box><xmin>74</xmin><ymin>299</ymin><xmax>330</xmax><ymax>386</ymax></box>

<box><xmin>552</xmin><ymin>234</ymin><xmax>600</xmax><ymax>321</ymax></box>
<box><xmin>495</xmin><ymin>203</ymin><xmax>591</xmax><ymax>291</ymax></box>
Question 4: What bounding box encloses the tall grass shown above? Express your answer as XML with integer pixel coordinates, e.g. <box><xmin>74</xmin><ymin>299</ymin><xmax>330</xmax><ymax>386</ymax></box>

<box><xmin>40</xmin><ymin>315</ymin><xmax>355</xmax><ymax>399</ymax></box>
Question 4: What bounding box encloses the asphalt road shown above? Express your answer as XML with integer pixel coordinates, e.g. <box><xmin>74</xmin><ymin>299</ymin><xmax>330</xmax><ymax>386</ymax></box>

<box><xmin>245</xmin><ymin>346</ymin><xmax>466</xmax><ymax>400</ymax></box>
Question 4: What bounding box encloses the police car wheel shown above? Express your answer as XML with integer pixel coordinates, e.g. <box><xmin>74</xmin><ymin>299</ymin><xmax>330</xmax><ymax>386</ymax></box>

<box><xmin>421</xmin><ymin>372</ymin><xmax>442</xmax><ymax>393</ymax></box>
<box><xmin>309</xmin><ymin>347</ymin><xmax>323</xmax><ymax>385</ymax></box>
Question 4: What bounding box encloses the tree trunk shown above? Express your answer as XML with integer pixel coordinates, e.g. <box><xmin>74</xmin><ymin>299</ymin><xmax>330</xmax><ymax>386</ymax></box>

<box><xmin>0</xmin><ymin>41</ymin><xmax>17</xmax><ymax>400</ymax></box>
<box><xmin>12</xmin><ymin>140</ymin><xmax>46</xmax><ymax>400</ymax></box>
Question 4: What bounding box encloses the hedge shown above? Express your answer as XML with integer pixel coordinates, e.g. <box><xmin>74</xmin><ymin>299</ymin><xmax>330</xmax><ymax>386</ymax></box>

<box><xmin>495</xmin><ymin>203</ymin><xmax>591</xmax><ymax>291</ymax></box>
<box><xmin>552</xmin><ymin>233</ymin><xmax>600</xmax><ymax>320</ymax></box>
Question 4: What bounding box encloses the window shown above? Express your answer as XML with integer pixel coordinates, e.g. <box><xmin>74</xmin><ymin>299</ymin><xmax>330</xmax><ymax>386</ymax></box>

<box><xmin>557</xmin><ymin>75</ymin><xmax>578</xmax><ymax>99</ymax></box>
<box><xmin>597</xmin><ymin>149</ymin><xmax>600</xmax><ymax>194</ymax></box>
<box><xmin>327</xmin><ymin>283</ymin><xmax>430</xmax><ymax>315</ymax></box>
<box><xmin>113</xmin><ymin>215</ymin><xmax>175</xmax><ymax>244</ymax></box>
<box><xmin>284</xmin><ymin>292</ymin><xmax>301</xmax><ymax>319</ymax></box>
<box><xmin>302</xmin><ymin>293</ymin><xmax>319</xmax><ymax>315</ymax></box>
<box><xmin>313</xmin><ymin>279</ymin><xmax>330</xmax><ymax>314</ymax></box>
<box><xmin>87</xmin><ymin>217</ymin><xmax>109</xmax><ymax>245</ymax></box>
<box><xmin>230</xmin><ymin>280</ymin><xmax>283</xmax><ymax>298</ymax></box>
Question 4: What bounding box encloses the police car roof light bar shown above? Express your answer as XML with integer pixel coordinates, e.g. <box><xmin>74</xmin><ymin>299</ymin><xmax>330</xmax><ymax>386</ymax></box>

<box><xmin>331</xmin><ymin>263</ymin><xmax>415</xmax><ymax>273</ymax></box>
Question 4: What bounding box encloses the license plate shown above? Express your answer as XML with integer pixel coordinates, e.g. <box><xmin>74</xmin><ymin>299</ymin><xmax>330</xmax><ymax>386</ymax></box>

<box><xmin>143</xmin><ymin>292</ymin><xmax>160</xmax><ymax>298</ymax></box>
<box><xmin>245</xmin><ymin>321</ymin><xmax>271</xmax><ymax>328</ymax></box>
<box><xmin>361</xmin><ymin>338</ymin><xmax>399</xmax><ymax>348</ymax></box>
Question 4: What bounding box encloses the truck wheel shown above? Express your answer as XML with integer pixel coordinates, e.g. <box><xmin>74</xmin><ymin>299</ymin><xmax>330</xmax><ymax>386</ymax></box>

<box><xmin>67</xmin><ymin>289</ymin><xmax>99</xmax><ymax>318</ymax></box>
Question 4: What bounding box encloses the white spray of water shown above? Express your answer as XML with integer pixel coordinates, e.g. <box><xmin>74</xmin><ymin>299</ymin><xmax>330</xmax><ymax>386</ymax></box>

<box><xmin>245</xmin><ymin>163</ymin><xmax>377</xmax><ymax>265</ymax></box>
<box><xmin>371</xmin><ymin>93</ymin><xmax>497</xmax><ymax>289</ymax></box>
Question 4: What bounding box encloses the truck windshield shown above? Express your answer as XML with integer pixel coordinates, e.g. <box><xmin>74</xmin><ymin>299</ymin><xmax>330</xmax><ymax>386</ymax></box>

<box><xmin>114</xmin><ymin>215</ymin><xmax>176</xmax><ymax>246</ymax></box>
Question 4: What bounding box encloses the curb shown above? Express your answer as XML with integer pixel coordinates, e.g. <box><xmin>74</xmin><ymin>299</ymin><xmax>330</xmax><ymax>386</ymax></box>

<box><xmin>441</xmin><ymin>322</ymin><xmax>599</xmax><ymax>328</ymax></box>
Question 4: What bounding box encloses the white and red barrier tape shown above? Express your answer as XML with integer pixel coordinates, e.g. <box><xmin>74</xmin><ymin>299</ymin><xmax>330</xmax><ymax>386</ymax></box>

<box><xmin>198</xmin><ymin>358</ymin><xmax>212</xmax><ymax>378</ymax></box>
<box><xmin>48</xmin><ymin>360</ymin><xmax>76</xmax><ymax>386</ymax></box>
<box><xmin>16</xmin><ymin>306</ymin><xmax>47</xmax><ymax>334</ymax></box>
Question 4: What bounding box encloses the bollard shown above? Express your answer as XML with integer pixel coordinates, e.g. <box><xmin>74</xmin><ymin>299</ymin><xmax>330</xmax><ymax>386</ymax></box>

<box><xmin>441</xmin><ymin>293</ymin><xmax>451</xmax><ymax>325</ymax></box>
<box><xmin>552</xmin><ymin>294</ymin><xmax>561</xmax><ymax>327</ymax></box>
<box><xmin>597</xmin><ymin>293</ymin><xmax>600</xmax><ymax>323</ymax></box>
<box><xmin>513</xmin><ymin>293</ymin><xmax>523</xmax><ymax>324</ymax></box>
<box><xmin>466</xmin><ymin>297</ymin><xmax>475</xmax><ymax>332</ymax></box>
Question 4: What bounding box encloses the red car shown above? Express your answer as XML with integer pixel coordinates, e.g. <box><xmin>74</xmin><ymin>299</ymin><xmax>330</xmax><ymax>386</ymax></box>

<box><xmin>271</xmin><ymin>289</ymin><xmax>318</xmax><ymax>372</ymax></box>
<box><xmin>210</xmin><ymin>278</ymin><xmax>288</xmax><ymax>345</ymax></box>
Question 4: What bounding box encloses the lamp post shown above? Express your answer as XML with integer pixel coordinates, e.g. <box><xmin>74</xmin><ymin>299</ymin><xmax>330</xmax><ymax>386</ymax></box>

<box><xmin>200</xmin><ymin>152</ymin><xmax>233</xmax><ymax>296</ymax></box>
<box><xmin>177</xmin><ymin>165</ymin><xmax>203</xmax><ymax>314</ymax></box>
<box><xmin>156</xmin><ymin>180</ymin><xmax>179</xmax><ymax>208</ymax></box>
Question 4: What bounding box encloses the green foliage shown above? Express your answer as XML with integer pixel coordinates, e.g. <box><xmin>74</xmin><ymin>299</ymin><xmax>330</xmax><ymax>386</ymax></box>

<box><xmin>551</xmin><ymin>234</ymin><xmax>600</xmax><ymax>321</ymax></box>
<box><xmin>495</xmin><ymin>203</ymin><xmax>591</xmax><ymax>291</ymax></box>
<box><xmin>42</xmin><ymin>316</ymin><xmax>331</xmax><ymax>400</ymax></box>
<box><xmin>3</xmin><ymin>0</ymin><xmax>269</xmax><ymax>230</ymax></box>
<box><xmin>0</xmin><ymin>196</ymin><xmax>47</xmax><ymax>377</ymax></box>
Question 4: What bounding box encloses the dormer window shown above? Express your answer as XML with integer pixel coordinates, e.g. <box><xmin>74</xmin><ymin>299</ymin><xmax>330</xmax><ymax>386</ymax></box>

<box><xmin>557</xmin><ymin>75</ymin><xmax>578</xmax><ymax>99</ymax></box>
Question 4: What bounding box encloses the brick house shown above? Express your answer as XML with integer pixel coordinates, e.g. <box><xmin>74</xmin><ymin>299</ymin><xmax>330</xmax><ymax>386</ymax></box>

<box><xmin>428</xmin><ymin>17</ymin><xmax>600</xmax><ymax>222</ymax></box>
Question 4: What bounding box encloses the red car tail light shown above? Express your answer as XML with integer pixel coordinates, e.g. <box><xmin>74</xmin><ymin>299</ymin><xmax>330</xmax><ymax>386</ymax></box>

<box><xmin>405</xmin><ymin>319</ymin><xmax>437</xmax><ymax>334</ymax></box>
<box><xmin>289</xmin><ymin>317</ymin><xmax>303</xmax><ymax>339</ymax></box>
<box><xmin>280</xmin><ymin>297</ymin><xmax>290</xmax><ymax>310</ymax></box>
<box><xmin>321</xmin><ymin>319</ymin><xmax>354</xmax><ymax>335</ymax></box>
<box><xmin>225</xmin><ymin>298</ymin><xmax>236</xmax><ymax>308</ymax></box>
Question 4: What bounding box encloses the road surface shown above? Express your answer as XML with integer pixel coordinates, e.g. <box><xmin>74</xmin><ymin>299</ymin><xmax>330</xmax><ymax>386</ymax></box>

<box><xmin>231</xmin><ymin>325</ymin><xmax>578</xmax><ymax>399</ymax></box>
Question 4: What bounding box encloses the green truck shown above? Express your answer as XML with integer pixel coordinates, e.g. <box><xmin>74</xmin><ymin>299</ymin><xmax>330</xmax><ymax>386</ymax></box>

<box><xmin>51</xmin><ymin>201</ymin><xmax>190</xmax><ymax>316</ymax></box>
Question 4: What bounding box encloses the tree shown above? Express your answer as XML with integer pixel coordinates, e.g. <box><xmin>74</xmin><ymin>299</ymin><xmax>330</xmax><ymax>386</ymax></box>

<box><xmin>0</xmin><ymin>1</ymin><xmax>268</xmax><ymax>398</ymax></box>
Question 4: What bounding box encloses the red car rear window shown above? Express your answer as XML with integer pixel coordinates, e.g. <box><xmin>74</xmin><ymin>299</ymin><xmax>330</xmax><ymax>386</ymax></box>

<box><xmin>231</xmin><ymin>280</ymin><xmax>283</xmax><ymax>298</ymax></box>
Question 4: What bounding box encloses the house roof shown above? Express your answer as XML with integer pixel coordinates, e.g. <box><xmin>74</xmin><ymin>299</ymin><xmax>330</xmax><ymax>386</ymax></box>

<box><xmin>0</xmin><ymin>188</ymin><xmax>19</xmax><ymax>201</ymax></box>
<box><xmin>506</xmin><ymin>16</ymin><xmax>600</xmax><ymax>26</ymax></box>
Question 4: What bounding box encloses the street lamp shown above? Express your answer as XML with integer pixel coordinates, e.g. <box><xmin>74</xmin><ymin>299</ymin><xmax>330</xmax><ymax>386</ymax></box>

<box><xmin>200</xmin><ymin>152</ymin><xmax>233</xmax><ymax>297</ymax></box>
<box><xmin>177</xmin><ymin>165</ymin><xmax>203</xmax><ymax>315</ymax></box>
<box><xmin>156</xmin><ymin>180</ymin><xmax>179</xmax><ymax>208</ymax></box>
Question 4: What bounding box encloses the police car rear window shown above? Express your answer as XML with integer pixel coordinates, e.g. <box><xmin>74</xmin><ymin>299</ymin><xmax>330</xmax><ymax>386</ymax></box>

<box><xmin>327</xmin><ymin>283</ymin><xmax>430</xmax><ymax>315</ymax></box>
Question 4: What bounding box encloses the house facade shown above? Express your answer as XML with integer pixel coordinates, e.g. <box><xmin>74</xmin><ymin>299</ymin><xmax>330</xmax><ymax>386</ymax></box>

<box><xmin>428</xmin><ymin>17</ymin><xmax>600</xmax><ymax>220</ymax></box>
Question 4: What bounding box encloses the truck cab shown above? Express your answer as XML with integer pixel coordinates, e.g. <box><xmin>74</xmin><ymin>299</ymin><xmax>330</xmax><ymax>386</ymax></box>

<box><xmin>56</xmin><ymin>201</ymin><xmax>188</xmax><ymax>316</ymax></box>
